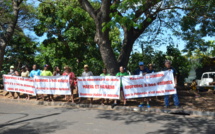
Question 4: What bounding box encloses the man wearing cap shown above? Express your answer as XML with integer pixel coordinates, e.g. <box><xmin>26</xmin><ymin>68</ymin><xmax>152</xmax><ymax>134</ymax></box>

<box><xmin>162</xmin><ymin>60</ymin><xmax>180</xmax><ymax>108</ymax></box>
<box><xmin>133</xmin><ymin>62</ymin><xmax>149</xmax><ymax>75</ymax></box>
<box><xmin>8</xmin><ymin>66</ymin><xmax>19</xmax><ymax>76</ymax></box>
<box><xmin>40</xmin><ymin>64</ymin><xmax>53</xmax><ymax>101</ymax></box>
<box><xmin>80</xmin><ymin>65</ymin><xmax>93</xmax><ymax>104</ymax></box>
<box><xmin>8</xmin><ymin>65</ymin><xmax>20</xmax><ymax>99</ymax></box>
<box><xmin>40</xmin><ymin>64</ymin><xmax>53</xmax><ymax>76</ymax></box>
<box><xmin>82</xmin><ymin>65</ymin><xmax>93</xmax><ymax>76</ymax></box>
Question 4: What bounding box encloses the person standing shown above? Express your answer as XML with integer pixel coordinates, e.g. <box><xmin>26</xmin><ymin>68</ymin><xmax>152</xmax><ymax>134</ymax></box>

<box><xmin>100</xmin><ymin>68</ymin><xmax>110</xmax><ymax>105</ymax></box>
<box><xmin>29</xmin><ymin>64</ymin><xmax>41</xmax><ymax>100</ymax></box>
<box><xmin>133</xmin><ymin>62</ymin><xmax>148</xmax><ymax>75</ymax></box>
<box><xmin>147</xmin><ymin>64</ymin><xmax>155</xmax><ymax>73</ymax></box>
<box><xmin>162</xmin><ymin>60</ymin><xmax>180</xmax><ymax>108</ymax></box>
<box><xmin>100</xmin><ymin>68</ymin><xmax>110</xmax><ymax>76</ymax></box>
<box><xmin>29</xmin><ymin>64</ymin><xmax>41</xmax><ymax>78</ymax></box>
<box><xmin>8</xmin><ymin>66</ymin><xmax>20</xmax><ymax>99</ymax></box>
<box><xmin>112</xmin><ymin>66</ymin><xmax>129</xmax><ymax>108</ymax></box>
<box><xmin>21</xmin><ymin>65</ymin><xmax>30</xmax><ymax>100</ymax></box>
<box><xmin>138</xmin><ymin>64</ymin><xmax>155</xmax><ymax>108</ymax></box>
<box><xmin>53</xmin><ymin>66</ymin><xmax>61</xmax><ymax>76</ymax></box>
<box><xmin>40</xmin><ymin>64</ymin><xmax>53</xmax><ymax>101</ymax></box>
<box><xmin>82</xmin><ymin>65</ymin><xmax>93</xmax><ymax>76</ymax></box>
<box><xmin>62</xmin><ymin>66</ymin><xmax>76</xmax><ymax>103</ymax></box>
<box><xmin>80</xmin><ymin>65</ymin><xmax>93</xmax><ymax>104</ymax></box>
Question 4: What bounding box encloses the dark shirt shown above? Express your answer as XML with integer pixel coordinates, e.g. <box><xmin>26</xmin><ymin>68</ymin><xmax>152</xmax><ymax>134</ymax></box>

<box><xmin>147</xmin><ymin>69</ymin><xmax>155</xmax><ymax>73</ymax></box>
<box><xmin>162</xmin><ymin>67</ymin><xmax>178</xmax><ymax>77</ymax></box>
<box><xmin>133</xmin><ymin>68</ymin><xmax>148</xmax><ymax>75</ymax></box>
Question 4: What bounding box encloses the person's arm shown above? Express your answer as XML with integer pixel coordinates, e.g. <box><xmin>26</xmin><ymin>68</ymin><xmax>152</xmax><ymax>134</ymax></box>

<box><xmin>29</xmin><ymin>71</ymin><xmax>33</xmax><ymax>78</ymax></box>
<box><xmin>15</xmin><ymin>71</ymin><xmax>19</xmax><ymax>76</ymax></box>
<box><xmin>49</xmin><ymin>71</ymin><xmax>53</xmax><ymax>76</ymax></box>
<box><xmin>90</xmin><ymin>71</ymin><xmax>93</xmax><ymax>76</ymax></box>
<box><xmin>174</xmin><ymin>76</ymin><xmax>177</xmax><ymax>87</ymax></box>
<box><xmin>53</xmin><ymin>71</ymin><xmax>56</xmax><ymax>76</ymax></box>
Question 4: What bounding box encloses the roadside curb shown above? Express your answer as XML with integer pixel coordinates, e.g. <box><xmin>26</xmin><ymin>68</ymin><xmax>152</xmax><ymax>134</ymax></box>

<box><xmin>0</xmin><ymin>98</ymin><xmax>215</xmax><ymax>117</ymax></box>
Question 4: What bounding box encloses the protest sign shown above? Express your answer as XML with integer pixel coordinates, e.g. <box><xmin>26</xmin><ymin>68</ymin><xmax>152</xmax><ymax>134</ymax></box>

<box><xmin>122</xmin><ymin>71</ymin><xmax>176</xmax><ymax>99</ymax></box>
<box><xmin>3</xmin><ymin>75</ymin><xmax>36</xmax><ymax>95</ymax></box>
<box><xmin>77</xmin><ymin>76</ymin><xmax>120</xmax><ymax>99</ymax></box>
<box><xmin>34</xmin><ymin>75</ymin><xmax>71</xmax><ymax>95</ymax></box>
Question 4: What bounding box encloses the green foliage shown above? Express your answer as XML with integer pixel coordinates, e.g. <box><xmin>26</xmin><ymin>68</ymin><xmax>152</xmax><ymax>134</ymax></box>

<box><xmin>2</xmin><ymin>30</ymin><xmax>37</xmax><ymax>74</ymax></box>
<box><xmin>34</xmin><ymin>0</ymin><xmax>105</xmax><ymax>75</ymax></box>
<box><xmin>128</xmin><ymin>45</ymin><xmax>191</xmax><ymax>86</ymax></box>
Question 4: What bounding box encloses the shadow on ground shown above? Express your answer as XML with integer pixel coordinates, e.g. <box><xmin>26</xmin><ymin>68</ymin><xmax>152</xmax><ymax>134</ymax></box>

<box><xmin>97</xmin><ymin>110</ymin><xmax>215</xmax><ymax>134</ymax></box>
<box><xmin>0</xmin><ymin>111</ymin><xmax>74</xmax><ymax>134</ymax></box>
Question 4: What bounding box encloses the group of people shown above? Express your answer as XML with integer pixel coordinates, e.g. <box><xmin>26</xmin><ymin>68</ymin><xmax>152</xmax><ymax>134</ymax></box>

<box><xmin>6</xmin><ymin>60</ymin><xmax>180</xmax><ymax>109</ymax></box>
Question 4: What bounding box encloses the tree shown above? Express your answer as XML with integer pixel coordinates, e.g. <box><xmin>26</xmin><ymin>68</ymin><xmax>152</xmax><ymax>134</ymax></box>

<box><xmin>180</xmin><ymin>0</ymin><xmax>215</xmax><ymax>54</ymax></box>
<box><xmin>34</xmin><ymin>0</ymin><xmax>123</xmax><ymax>75</ymax></box>
<box><xmin>0</xmin><ymin>0</ymin><xmax>24</xmax><ymax>70</ymax></box>
<box><xmin>0</xmin><ymin>0</ymin><xmax>36</xmax><ymax>70</ymax></box>
<box><xmin>1</xmin><ymin>29</ymin><xmax>37</xmax><ymax>75</ymax></box>
<box><xmin>77</xmin><ymin>0</ymin><xmax>203</xmax><ymax>75</ymax></box>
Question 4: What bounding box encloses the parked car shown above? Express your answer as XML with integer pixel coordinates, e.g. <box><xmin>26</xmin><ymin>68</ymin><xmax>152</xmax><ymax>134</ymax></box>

<box><xmin>197</xmin><ymin>72</ymin><xmax>215</xmax><ymax>90</ymax></box>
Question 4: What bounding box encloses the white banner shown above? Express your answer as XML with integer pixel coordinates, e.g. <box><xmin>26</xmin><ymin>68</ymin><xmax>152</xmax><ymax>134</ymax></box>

<box><xmin>34</xmin><ymin>76</ymin><xmax>71</xmax><ymax>95</ymax></box>
<box><xmin>77</xmin><ymin>76</ymin><xmax>120</xmax><ymax>99</ymax></box>
<box><xmin>122</xmin><ymin>71</ymin><xmax>177</xmax><ymax>99</ymax></box>
<box><xmin>3</xmin><ymin>75</ymin><xmax>36</xmax><ymax>95</ymax></box>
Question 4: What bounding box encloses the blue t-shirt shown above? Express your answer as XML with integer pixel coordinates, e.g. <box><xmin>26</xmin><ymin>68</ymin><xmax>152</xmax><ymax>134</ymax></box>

<box><xmin>29</xmin><ymin>69</ymin><xmax>41</xmax><ymax>78</ymax></box>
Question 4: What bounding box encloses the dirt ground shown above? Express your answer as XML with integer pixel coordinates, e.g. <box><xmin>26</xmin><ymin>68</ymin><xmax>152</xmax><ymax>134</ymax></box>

<box><xmin>0</xmin><ymin>87</ymin><xmax>215</xmax><ymax>112</ymax></box>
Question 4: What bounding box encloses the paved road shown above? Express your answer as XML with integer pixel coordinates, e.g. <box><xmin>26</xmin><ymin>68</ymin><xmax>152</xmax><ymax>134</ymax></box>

<box><xmin>0</xmin><ymin>102</ymin><xmax>214</xmax><ymax>134</ymax></box>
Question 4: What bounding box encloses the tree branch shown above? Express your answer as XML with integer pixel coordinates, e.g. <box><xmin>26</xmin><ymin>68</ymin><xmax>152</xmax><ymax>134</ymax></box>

<box><xmin>78</xmin><ymin>0</ymin><xmax>97</xmax><ymax>20</ymax></box>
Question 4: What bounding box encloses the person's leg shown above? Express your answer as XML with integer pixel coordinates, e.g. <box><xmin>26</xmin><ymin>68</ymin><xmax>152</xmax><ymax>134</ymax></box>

<box><xmin>146</xmin><ymin>98</ymin><xmax>150</xmax><ymax>108</ymax></box>
<box><xmin>101</xmin><ymin>99</ymin><xmax>105</xmax><ymax>105</ymax></box>
<box><xmin>164</xmin><ymin>95</ymin><xmax>169</xmax><ymax>107</ymax></box>
<box><xmin>41</xmin><ymin>94</ymin><xmax>45</xmax><ymax>101</ymax></box>
<box><xmin>26</xmin><ymin>94</ymin><xmax>30</xmax><ymax>100</ymax></box>
<box><xmin>173</xmin><ymin>94</ymin><xmax>180</xmax><ymax>106</ymax></box>
<box><xmin>71</xmin><ymin>89</ymin><xmax>74</xmax><ymax>103</ymax></box>
<box><xmin>16</xmin><ymin>92</ymin><xmax>20</xmax><ymax>99</ymax></box>
<box><xmin>90</xmin><ymin>98</ymin><xmax>93</xmax><ymax>104</ymax></box>
<box><xmin>51</xmin><ymin>94</ymin><xmax>54</xmax><ymax>101</ymax></box>
<box><xmin>11</xmin><ymin>92</ymin><xmax>15</xmax><ymax>99</ymax></box>
<box><xmin>138</xmin><ymin>98</ymin><xmax>144</xmax><ymax>107</ymax></box>
<box><xmin>35</xmin><ymin>94</ymin><xmax>38</xmax><ymax>100</ymax></box>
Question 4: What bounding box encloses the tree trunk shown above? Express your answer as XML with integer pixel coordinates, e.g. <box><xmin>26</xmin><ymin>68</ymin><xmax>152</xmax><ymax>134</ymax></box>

<box><xmin>117</xmin><ymin>27</ymin><xmax>137</xmax><ymax>68</ymax></box>
<box><xmin>0</xmin><ymin>0</ymin><xmax>21</xmax><ymax>70</ymax></box>
<box><xmin>94</xmin><ymin>16</ymin><xmax>118</xmax><ymax>75</ymax></box>
<box><xmin>0</xmin><ymin>41</ymin><xmax>6</xmax><ymax>71</ymax></box>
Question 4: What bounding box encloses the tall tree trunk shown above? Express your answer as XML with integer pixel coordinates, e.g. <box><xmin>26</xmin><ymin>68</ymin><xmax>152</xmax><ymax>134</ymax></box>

<box><xmin>94</xmin><ymin>21</ymin><xmax>118</xmax><ymax>75</ymax></box>
<box><xmin>78</xmin><ymin>0</ymin><xmax>119</xmax><ymax>75</ymax></box>
<box><xmin>0</xmin><ymin>0</ymin><xmax>22</xmax><ymax>70</ymax></box>
<box><xmin>0</xmin><ymin>41</ymin><xmax>6</xmax><ymax>70</ymax></box>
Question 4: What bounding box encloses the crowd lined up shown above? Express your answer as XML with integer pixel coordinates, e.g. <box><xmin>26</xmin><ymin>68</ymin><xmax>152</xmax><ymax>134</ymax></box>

<box><xmin>6</xmin><ymin>60</ymin><xmax>180</xmax><ymax>109</ymax></box>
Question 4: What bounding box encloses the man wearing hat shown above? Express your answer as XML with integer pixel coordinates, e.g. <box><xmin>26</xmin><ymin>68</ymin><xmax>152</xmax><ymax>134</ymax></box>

<box><xmin>8</xmin><ymin>65</ymin><xmax>20</xmax><ymax>99</ymax></box>
<box><xmin>133</xmin><ymin>62</ymin><xmax>148</xmax><ymax>75</ymax></box>
<box><xmin>80</xmin><ymin>64</ymin><xmax>94</xmax><ymax>104</ymax></box>
<box><xmin>40</xmin><ymin>64</ymin><xmax>53</xmax><ymax>76</ymax></box>
<box><xmin>8</xmin><ymin>66</ymin><xmax>19</xmax><ymax>76</ymax></box>
<box><xmin>82</xmin><ymin>64</ymin><xmax>93</xmax><ymax>77</ymax></box>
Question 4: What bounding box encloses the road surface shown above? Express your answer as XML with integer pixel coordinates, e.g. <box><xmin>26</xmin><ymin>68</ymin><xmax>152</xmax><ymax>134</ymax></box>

<box><xmin>0</xmin><ymin>102</ymin><xmax>214</xmax><ymax>134</ymax></box>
